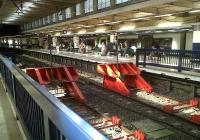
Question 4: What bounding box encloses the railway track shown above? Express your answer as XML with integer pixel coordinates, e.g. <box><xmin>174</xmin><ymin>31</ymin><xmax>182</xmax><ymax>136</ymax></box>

<box><xmin>78</xmin><ymin>81</ymin><xmax>200</xmax><ymax>140</ymax></box>
<box><xmin>16</xmin><ymin>55</ymin><xmax>200</xmax><ymax>140</ymax></box>
<box><xmin>47</xmin><ymin>87</ymin><xmax>138</xmax><ymax>140</ymax></box>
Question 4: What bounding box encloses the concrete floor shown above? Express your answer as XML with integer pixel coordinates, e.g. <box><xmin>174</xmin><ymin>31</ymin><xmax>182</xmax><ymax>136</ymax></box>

<box><xmin>0</xmin><ymin>79</ymin><xmax>24</xmax><ymax>140</ymax></box>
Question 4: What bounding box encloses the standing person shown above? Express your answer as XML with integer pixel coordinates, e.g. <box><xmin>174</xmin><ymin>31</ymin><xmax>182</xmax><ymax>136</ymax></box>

<box><xmin>131</xmin><ymin>42</ymin><xmax>137</xmax><ymax>56</ymax></box>
<box><xmin>69</xmin><ymin>40</ymin><xmax>74</xmax><ymax>52</ymax></box>
<box><xmin>79</xmin><ymin>40</ymin><xmax>86</xmax><ymax>53</ymax></box>
<box><xmin>119</xmin><ymin>42</ymin><xmax>124</xmax><ymax>56</ymax></box>
<box><xmin>56</xmin><ymin>45</ymin><xmax>60</xmax><ymax>54</ymax></box>
<box><xmin>101</xmin><ymin>41</ymin><xmax>107</xmax><ymax>56</ymax></box>
<box><xmin>123</xmin><ymin>40</ymin><xmax>134</xmax><ymax>57</ymax></box>
<box><xmin>123</xmin><ymin>40</ymin><xmax>131</xmax><ymax>56</ymax></box>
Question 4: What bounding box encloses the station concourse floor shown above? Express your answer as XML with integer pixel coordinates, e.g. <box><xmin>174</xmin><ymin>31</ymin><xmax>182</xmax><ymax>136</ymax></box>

<box><xmin>0</xmin><ymin>78</ymin><xmax>24</xmax><ymax>140</ymax></box>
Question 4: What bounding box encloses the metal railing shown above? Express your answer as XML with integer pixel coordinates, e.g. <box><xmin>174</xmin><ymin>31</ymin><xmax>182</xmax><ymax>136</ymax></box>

<box><xmin>136</xmin><ymin>49</ymin><xmax>200</xmax><ymax>72</ymax></box>
<box><xmin>0</xmin><ymin>54</ymin><xmax>107</xmax><ymax>140</ymax></box>
<box><xmin>22</xmin><ymin>49</ymin><xmax>99</xmax><ymax>74</ymax></box>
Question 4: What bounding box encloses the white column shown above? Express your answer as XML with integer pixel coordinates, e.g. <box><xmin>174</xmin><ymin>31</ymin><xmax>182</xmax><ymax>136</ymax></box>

<box><xmin>192</xmin><ymin>25</ymin><xmax>200</xmax><ymax>51</ymax></box>
<box><xmin>44</xmin><ymin>40</ymin><xmax>48</xmax><ymax>49</ymax></box>
<box><xmin>193</xmin><ymin>31</ymin><xmax>200</xmax><ymax>43</ymax></box>
<box><xmin>53</xmin><ymin>37</ymin><xmax>60</xmax><ymax>53</ymax></box>
<box><xmin>52</xmin><ymin>37</ymin><xmax>57</xmax><ymax>47</ymax></box>
<box><xmin>73</xmin><ymin>36</ymin><xmax>79</xmax><ymax>49</ymax></box>
<box><xmin>39</xmin><ymin>38</ymin><xmax>43</xmax><ymax>47</ymax></box>
<box><xmin>110</xmin><ymin>34</ymin><xmax>115</xmax><ymax>43</ymax></box>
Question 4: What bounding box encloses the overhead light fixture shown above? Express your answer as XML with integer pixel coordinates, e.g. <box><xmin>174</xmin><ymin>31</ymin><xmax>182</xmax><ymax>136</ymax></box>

<box><xmin>66</xmin><ymin>31</ymin><xmax>72</xmax><ymax>35</ymax></box>
<box><xmin>55</xmin><ymin>32</ymin><xmax>61</xmax><ymax>36</ymax></box>
<box><xmin>78</xmin><ymin>29</ymin><xmax>86</xmax><ymax>34</ymax></box>
<box><xmin>155</xmin><ymin>30</ymin><xmax>162</xmax><ymax>33</ymax></box>
<box><xmin>6</xmin><ymin>1</ymin><xmax>36</xmax><ymax>22</ymax></box>
<box><xmin>189</xmin><ymin>9</ymin><xmax>200</xmax><ymax>13</ymax></box>
<box><xmin>110</xmin><ymin>21</ymin><xmax>122</xmax><ymax>24</ymax></box>
<box><xmin>95</xmin><ymin>27</ymin><xmax>106</xmax><ymax>33</ymax></box>
<box><xmin>157</xmin><ymin>22</ymin><xmax>182</xmax><ymax>28</ymax></box>
<box><xmin>119</xmin><ymin>24</ymin><xmax>135</xmax><ymax>31</ymax></box>
<box><xmin>168</xmin><ymin>29</ymin><xmax>176</xmax><ymax>32</ymax></box>
<box><xmin>155</xmin><ymin>14</ymin><xmax>172</xmax><ymax>18</ymax></box>
<box><xmin>84</xmin><ymin>25</ymin><xmax>93</xmax><ymax>28</ymax></box>
<box><xmin>130</xmin><ymin>17</ymin><xmax>148</xmax><ymax>21</ymax></box>
<box><xmin>78</xmin><ymin>24</ymin><xmax>85</xmax><ymax>27</ymax></box>
<box><xmin>138</xmin><ymin>12</ymin><xmax>154</xmax><ymax>16</ymax></box>
<box><xmin>63</xmin><ymin>31</ymin><xmax>72</xmax><ymax>35</ymax></box>
<box><xmin>103</xmin><ymin>20</ymin><xmax>110</xmax><ymax>23</ymax></box>
<box><xmin>97</xmin><ymin>22</ymin><xmax>109</xmax><ymax>26</ymax></box>
<box><xmin>144</xmin><ymin>30</ymin><xmax>151</xmax><ymax>33</ymax></box>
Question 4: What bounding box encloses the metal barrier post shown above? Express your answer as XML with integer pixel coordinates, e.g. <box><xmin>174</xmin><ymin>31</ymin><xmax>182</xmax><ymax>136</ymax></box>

<box><xmin>43</xmin><ymin>114</ymin><xmax>50</xmax><ymax>140</ymax></box>
<box><xmin>143</xmin><ymin>49</ymin><xmax>147</xmax><ymax>67</ymax></box>
<box><xmin>178</xmin><ymin>50</ymin><xmax>183</xmax><ymax>72</ymax></box>
<box><xmin>136</xmin><ymin>49</ymin><xmax>139</xmax><ymax>67</ymax></box>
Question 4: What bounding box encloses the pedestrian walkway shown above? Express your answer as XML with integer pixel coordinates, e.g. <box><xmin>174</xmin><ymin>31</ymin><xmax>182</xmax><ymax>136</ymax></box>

<box><xmin>0</xmin><ymin>78</ymin><xmax>24</xmax><ymax>140</ymax></box>
<box><xmin>140</xmin><ymin>66</ymin><xmax>200</xmax><ymax>82</ymax></box>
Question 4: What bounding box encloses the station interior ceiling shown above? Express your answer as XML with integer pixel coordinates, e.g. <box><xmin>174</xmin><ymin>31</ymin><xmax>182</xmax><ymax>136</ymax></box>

<box><xmin>0</xmin><ymin>0</ymin><xmax>200</xmax><ymax>35</ymax></box>
<box><xmin>0</xmin><ymin>0</ymin><xmax>84</xmax><ymax>23</ymax></box>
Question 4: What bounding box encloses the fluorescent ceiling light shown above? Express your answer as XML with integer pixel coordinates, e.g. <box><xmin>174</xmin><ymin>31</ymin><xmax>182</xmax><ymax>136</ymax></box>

<box><xmin>84</xmin><ymin>25</ymin><xmax>93</xmax><ymax>28</ymax></box>
<box><xmin>155</xmin><ymin>30</ymin><xmax>162</xmax><ymax>33</ymax></box>
<box><xmin>130</xmin><ymin>17</ymin><xmax>148</xmax><ymax>21</ymax></box>
<box><xmin>103</xmin><ymin>20</ymin><xmax>109</xmax><ymax>22</ymax></box>
<box><xmin>155</xmin><ymin>14</ymin><xmax>172</xmax><ymax>18</ymax></box>
<box><xmin>63</xmin><ymin>31</ymin><xmax>72</xmax><ymax>35</ymax></box>
<box><xmin>55</xmin><ymin>32</ymin><xmax>61</xmax><ymax>36</ymax></box>
<box><xmin>23</xmin><ymin>2</ymin><xmax>35</xmax><ymax>7</ymax></box>
<box><xmin>78</xmin><ymin>24</ymin><xmax>85</xmax><ymax>27</ymax></box>
<box><xmin>138</xmin><ymin>12</ymin><xmax>154</xmax><ymax>16</ymax></box>
<box><xmin>66</xmin><ymin>31</ymin><xmax>72</xmax><ymax>35</ymax></box>
<box><xmin>119</xmin><ymin>24</ymin><xmax>135</xmax><ymax>31</ymax></box>
<box><xmin>144</xmin><ymin>30</ymin><xmax>151</xmax><ymax>33</ymax></box>
<box><xmin>95</xmin><ymin>27</ymin><xmax>106</xmax><ymax>33</ymax></box>
<box><xmin>168</xmin><ymin>29</ymin><xmax>176</xmax><ymax>32</ymax></box>
<box><xmin>189</xmin><ymin>10</ymin><xmax>200</xmax><ymax>13</ymax></box>
<box><xmin>157</xmin><ymin>22</ymin><xmax>182</xmax><ymax>28</ymax></box>
<box><xmin>78</xmin><ymin>29</ymin><xmax>86</xmax><ymax>34</ymax></box>
<box><xmin>110</xmin><ymin>21</ymin><xmax>122</xmax><ymax>24</ymax></box>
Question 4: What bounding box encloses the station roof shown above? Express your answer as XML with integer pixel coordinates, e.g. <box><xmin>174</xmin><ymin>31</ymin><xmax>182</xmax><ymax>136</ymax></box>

<box><xmin>1</xmin><ymin>0</ymin><xmax>200</xmax><ymax>34</ymax></box>
<box><xmin>0</xmin><ymin>0</ymin><xmax>84</xmax><ymax>25</ymax></box>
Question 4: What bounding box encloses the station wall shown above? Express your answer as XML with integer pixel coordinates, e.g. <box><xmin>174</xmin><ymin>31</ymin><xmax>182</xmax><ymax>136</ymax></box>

<box><xmin>185</xmin><ymin>32</ymin><xmax>193</xmax><ymax>50</ymax></box>
<box><xmin>118</xmin><ymin>35</ymin><xmax>138</xmax><ymax>39</ymax></box>
<box><xmin>153</xmin><ymin>33</ymin><xmax>184</xmax><ymax>50</ymax></box>
<box><xmin>117</xmin><ymin>32</ymin><xmax>193</xmax><ymax>50</ymax></box>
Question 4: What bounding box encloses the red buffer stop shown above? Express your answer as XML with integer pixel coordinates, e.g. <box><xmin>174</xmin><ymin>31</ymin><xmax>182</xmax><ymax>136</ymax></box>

<box><xmin>97</xmin><ymin>63</ymin><xmax>153</xmax><ymax>96</ymax></box>
<box><xmin>26</xmin><ymin>66</ymin><xmax>85</xmax><ymax>103</ymax></box>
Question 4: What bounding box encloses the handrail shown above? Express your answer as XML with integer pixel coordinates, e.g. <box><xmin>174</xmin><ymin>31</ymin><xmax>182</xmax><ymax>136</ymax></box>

<box><xmin>136</xmin><ymin>48</ymin><xmax>200</xmax><ymax>72</ymax></box>
<box><xmin>0</xmin><ymin>54</ymin><xmax>107</xmax><ymax>140</ymax></box>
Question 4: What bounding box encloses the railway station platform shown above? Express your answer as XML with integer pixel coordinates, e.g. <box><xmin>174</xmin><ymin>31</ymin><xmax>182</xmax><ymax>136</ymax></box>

<box><xmin>0</xmin><ymin>49</ymin><xmax>199</xmax><ymax>140</ymax></box>
<box><xmin>0</xmin><ymin>0</ymin><xmax>200</xmax><ymax>139</ymax></box>
<box><xmin>140</xmin><ymin>66</ymin><xmax>200</xmax><ymax>82</ymax></box>
<box><xmin>23</xmin><ymin>49</ymin><xmax>200</xmax><ymax>82</ymax></box>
